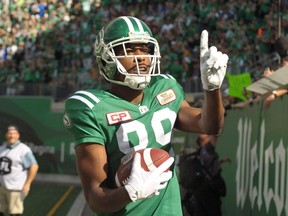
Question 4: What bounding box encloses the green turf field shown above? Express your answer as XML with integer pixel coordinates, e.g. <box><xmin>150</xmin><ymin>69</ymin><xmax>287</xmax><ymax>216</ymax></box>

<box><xmin>23</xmin><ymin>183</ymin><xmax>82</xmax><ymax>216</ymax></box>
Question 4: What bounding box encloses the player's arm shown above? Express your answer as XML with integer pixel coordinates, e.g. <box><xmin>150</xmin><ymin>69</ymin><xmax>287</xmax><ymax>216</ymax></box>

<box><xmin>199</xmin><ymin>89</ymin><xmax>225</xmax><ymax>134</ymax></box>
<box><xmin>75</xmin><ymin>143</ymin><xmax>174</xmax><ymax>213</ymax></box>
<box><xmin>175</xmin><ymin>91</ymin><xmax>224</xmax><ymax>134</ymax></box>
<box><xmin>75</xmin><ymin>143</ymin><xmax>130</xmax><ymax>213</ymax></box>
<box><xmin>175</xmin><ymin>30</ymin><xmax>227</xmax><ymax>135</ymax></box>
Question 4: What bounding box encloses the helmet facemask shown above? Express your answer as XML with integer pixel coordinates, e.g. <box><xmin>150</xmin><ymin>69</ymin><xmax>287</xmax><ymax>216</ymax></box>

<box><xmin>95</xmin><ymin>17</ymin><xmax>161</xmax><ymax>90</ymax></box>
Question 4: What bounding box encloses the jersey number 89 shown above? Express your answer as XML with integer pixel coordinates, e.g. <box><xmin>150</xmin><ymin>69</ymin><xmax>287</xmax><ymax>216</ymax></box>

<box><xmin>116</xmin><ymin>108</ymin><xmax>177</xmax><ymax>154</ymax></box>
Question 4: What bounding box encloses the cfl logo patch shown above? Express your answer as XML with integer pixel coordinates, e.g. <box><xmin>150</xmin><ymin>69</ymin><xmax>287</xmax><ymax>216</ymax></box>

<box><xmin>106</xmin><ymin>111</ymin><xmax>132</xmax><ymax>125</ymax></box>
<box><xmin>156</xmin><ymin>89</ymin><xmax>176</xmax><ymax>105</ymax></box>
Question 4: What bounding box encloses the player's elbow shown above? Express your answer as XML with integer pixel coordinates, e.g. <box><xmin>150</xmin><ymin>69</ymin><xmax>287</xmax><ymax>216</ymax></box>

<box><xmin>87</xmin><ymin>196</ymin><xmax>110</xmax><ymax>214</ymax></box>
<box><xmin>203</xmin><ymin>119</ymin><xmax>224</xmax><ymax>135</ymax></box>
<box><xmin>87</xmin><ymin>201</ymin><xmax>105</xmax><ymax>214</ymax></box>
<box><xmin>85</xmin><ymin>188</ymin><xmax>128</xmax><ymax>214</ymax></box>
<box><xmin>87</xmin><ymin>199</ymin><xmax>120</xmax><ymax>214</ymax></box>
<box><xmin>213</xmin><ymin>123</ymin><xmax>224</xmax><ymax>136</ymax></box>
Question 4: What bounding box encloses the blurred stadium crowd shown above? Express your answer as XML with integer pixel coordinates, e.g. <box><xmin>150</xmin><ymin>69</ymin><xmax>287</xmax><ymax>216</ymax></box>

<box><xmin>0</xmin><ymin>0</ymin><xmax>287</xmax><ymax>102</ymax></box>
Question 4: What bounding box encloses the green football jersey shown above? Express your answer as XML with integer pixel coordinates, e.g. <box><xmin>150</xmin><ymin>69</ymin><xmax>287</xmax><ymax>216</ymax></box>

<box><xmin>64</xmin><ymin>74</ymin><xmax>185</xmax><ymax>216</ymax></box>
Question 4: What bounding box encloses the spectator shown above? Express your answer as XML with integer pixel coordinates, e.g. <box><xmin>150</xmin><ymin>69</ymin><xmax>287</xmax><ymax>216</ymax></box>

<box><xmin>0</xmin><ymin>1</ymin><xmax>287</xmax><ymax>100</ymax></box>
<box><xmin>0</xmin><ymin>125</ymin><xmax>39</xmax><ymax>216</ymax></box>
<box><xmin>263</xmin><ymin>36</ymin><xmax>288</xmax><ymax>108</ymax></box>
<box><xmin>192</xmin><ymin>134</ymin><xmax>230</xmax><ymax>216</ymax></box>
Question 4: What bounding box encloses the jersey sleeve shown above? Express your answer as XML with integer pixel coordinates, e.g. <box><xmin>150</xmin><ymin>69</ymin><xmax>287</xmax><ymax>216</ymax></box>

<box><xmin>23</xmin><ymin>151</ymin><xmax>37</xmax><ymax>169</ymax></box>
<box><xmin>169</xmin><ymin>75</ymin><xmax>186</xmax><ymax>103</ymax></box>
<box><xmin>64</xmin><ymin>94</ymin><xmax>106</xmax><ymax>147</ymax></box>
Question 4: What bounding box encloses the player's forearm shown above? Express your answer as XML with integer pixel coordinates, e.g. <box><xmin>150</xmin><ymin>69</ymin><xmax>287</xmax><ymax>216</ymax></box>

<box><xmin>200</xmin><ymin>89</ymin><xmax>225</xmax><ymax>135</ymax></box>
<box><xmin>86</xmin><ymin>186</ymin><xmax>131</xmax><ymax>213</ymax></box>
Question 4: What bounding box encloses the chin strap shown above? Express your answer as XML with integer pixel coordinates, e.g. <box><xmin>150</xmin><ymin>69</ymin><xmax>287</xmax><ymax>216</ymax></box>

<box><xmin>124</xmin><ymin>75</ymin><xmax>151</xmax><ymax>90</ymax></box>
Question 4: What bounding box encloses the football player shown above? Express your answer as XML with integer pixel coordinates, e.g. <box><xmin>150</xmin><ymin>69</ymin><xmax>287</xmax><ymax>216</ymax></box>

<box><xmin>64</xmin><ymin>16</ymin><xmax>228</xmax><ymax>215</ymax></box>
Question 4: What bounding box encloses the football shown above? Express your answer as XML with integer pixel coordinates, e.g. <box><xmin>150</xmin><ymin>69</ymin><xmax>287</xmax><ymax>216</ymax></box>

<box><xmin>115</xmin><ymin>148</ymin><xmax>171</xmax><ymax>187</ymax></box>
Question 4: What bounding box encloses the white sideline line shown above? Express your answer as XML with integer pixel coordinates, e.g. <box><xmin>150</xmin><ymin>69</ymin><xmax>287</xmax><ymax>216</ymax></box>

<box><xmin>67</xmin><ymin>190</ymin><xmax>86</xmax><ymax>216</ymax></box>
<box><xmin>35</xmin><ymin>173</ymin><xmax>81</xmax><ymax>185</ymax></box>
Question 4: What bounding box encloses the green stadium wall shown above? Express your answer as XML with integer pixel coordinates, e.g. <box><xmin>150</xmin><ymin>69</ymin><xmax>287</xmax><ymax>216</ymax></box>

<box><xmin>218</xmin><ymin>96</ymin><xmax>288</xmax><ymax>216</ymax></box>
<box><xmin>0</xmin><ymin>96</ymin><xmax>77</xmax><ymax>174</ymax></box>
<box><xmin>173</xmin><ymin>96</ymin><xmax>288</xmax><ymax>216</ymax></box>
<box><xmin>0</xmin><ymin>95</ymin><xmax>287</xmax><ymax>215</ymax></box>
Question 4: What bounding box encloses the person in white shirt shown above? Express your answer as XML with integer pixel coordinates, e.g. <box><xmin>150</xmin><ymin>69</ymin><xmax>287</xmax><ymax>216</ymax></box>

<box><xmin>0</xmin><ymin>125</ymin><xmax>39</xmax><ymax>216</ymax></box>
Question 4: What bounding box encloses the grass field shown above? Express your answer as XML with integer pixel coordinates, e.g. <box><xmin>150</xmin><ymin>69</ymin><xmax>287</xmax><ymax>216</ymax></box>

<box><xmin>23</xmin><ymin>183</ymin><xmax>83</xmax><ymax>216</ymax></box>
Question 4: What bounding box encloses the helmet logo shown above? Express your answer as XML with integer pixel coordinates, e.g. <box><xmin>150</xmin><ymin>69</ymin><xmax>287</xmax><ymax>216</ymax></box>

<box><xmin>63</xmin><ymin>113</ymin><xmax>72</xmax><ymax>128</ymax></box>
<box><xmin>94</xmin><ymin>29</ymin><xmax>105</xmax><ymax>54</ymax></box>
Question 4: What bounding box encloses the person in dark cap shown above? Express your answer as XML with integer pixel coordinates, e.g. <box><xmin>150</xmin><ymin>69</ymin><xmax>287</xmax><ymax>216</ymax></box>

<box><xmin>0</xmin><ymin>125</ymin><xmax>39</xmax><ymax>216</ymax></box>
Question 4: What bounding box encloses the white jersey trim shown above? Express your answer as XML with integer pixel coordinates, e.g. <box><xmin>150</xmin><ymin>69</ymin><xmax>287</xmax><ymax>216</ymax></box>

<box><xmin>159</xmin><ymin>74</ymin><xmax>175</xmax><ymax>80</ymax></box>
<box><xmin>75</xmin><ymin>91</ymin><xmax>100</xmax><ymax>103</ymax></box>
<box><xmin>70</xmin><ymin>95</ymin><xmax>94</xmax><ymax>109</ymax></box>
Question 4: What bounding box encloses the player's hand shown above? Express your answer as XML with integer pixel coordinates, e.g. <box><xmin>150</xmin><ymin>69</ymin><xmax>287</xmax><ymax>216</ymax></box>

<box><xmin>124</xmin><ymin>153</ymin><xmax>174</xmax><ymax>202</ymax></box>
<box><xmin>200</xmin><ymin>30</ymin><xmax>229</xmax><ymax>91</ymax></box>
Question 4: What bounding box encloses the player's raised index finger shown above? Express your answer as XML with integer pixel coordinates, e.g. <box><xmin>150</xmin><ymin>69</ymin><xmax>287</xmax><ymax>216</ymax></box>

<box><xmin>200</xmin><ymin>30</ymin><xmax>208</xmax><ymax>57</ymax></box>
